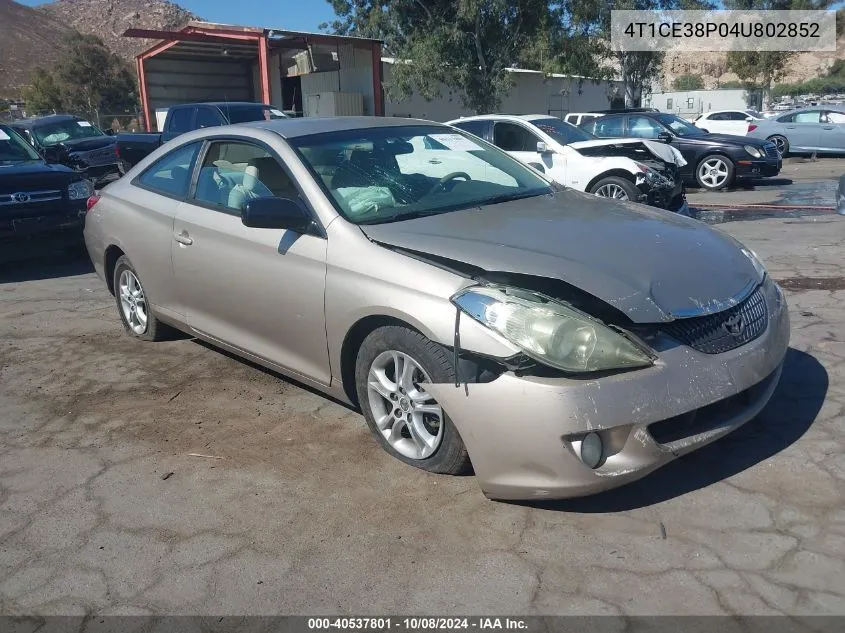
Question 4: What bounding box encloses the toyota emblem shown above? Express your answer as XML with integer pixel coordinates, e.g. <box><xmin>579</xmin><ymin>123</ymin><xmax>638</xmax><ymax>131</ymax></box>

<box><xmin>12</xmin><ymin>192</ymin><xmax>31</xmax><ymax>203</ymax></box>
<box><xmin>723</xmin><ymin>314</ymin><xmax>745</xmax><ymax>337</ymax></box>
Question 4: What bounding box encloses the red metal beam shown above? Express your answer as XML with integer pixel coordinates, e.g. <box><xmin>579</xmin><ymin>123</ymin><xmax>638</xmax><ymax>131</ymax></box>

<box><xmin>372</xmin><ymin>42</ymin><xmax>384</xmax><ymax>116</ymax></box>
<box><xmin>258</xmin><ymin>34</ymin><xmax>271</xmax><ymax>105</ymax></box>
<box><xmin>140</xmin><ymin>38</ymin><xmax>180</xmax><ymax>61</ymax></box>
<box><xmin>136</xmin><ymin>57</ymin><xmax>153</xmax><ymax>133</ymax></box>
<box><xmin>125</xmin><ymin>28</ymin><xmax>260</xmax><ymax>44</ymax></box>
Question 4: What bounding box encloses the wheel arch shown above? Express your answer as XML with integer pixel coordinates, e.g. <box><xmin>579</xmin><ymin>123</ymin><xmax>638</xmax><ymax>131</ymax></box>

<box><xmin>585</xmin><ymin>169</ymin><xmax>637</xmax><ymax>193</ymax></box>
<box><xmin>339</xmin><ymin>314</ymin><xmax>426</xmax><ymax>406</ymax></box>
<box><xmin>103</xmin><ymin>245</ymin><xmax>126</xmax><ymax>296</ymax></box>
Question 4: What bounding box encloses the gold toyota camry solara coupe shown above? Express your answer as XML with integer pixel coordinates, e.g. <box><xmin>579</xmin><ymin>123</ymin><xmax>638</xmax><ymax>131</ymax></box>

<box><xmin>84</xmin><ymin>117</ymin><xmax>790</xmax><ymax>501</ymax></box>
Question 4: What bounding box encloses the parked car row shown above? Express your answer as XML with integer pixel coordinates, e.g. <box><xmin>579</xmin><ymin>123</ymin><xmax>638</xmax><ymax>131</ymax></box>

<box><xmin>81</xmin><ymin>116</ymin><xmax>790</xmax><ymax>501</ymax></box>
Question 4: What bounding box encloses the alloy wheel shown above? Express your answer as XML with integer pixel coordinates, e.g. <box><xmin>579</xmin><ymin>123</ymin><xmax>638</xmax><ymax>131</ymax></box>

<box><xmin>366</xmin><ymin>350</ymin><xmax>443</xmax><ymax>460</ymax></box>
<box><xmin>118</xmin><ymin>269</ymin><xmax>148</xmax><ymax>335</ymax></box>
<box><xmin>594</xmin><ymin>183</ymin><xmax>629</xmax><ymax>200</ymax></box>
<box><xmin>697</xmin><ymin>158</ymin><xmax>729</xmax><ymax>189</ymax></box>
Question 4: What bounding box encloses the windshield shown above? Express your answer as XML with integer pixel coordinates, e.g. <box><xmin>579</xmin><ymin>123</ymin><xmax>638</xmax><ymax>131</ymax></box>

<box><xmin>32</xmin><ymin>119</ymin><xmax>105</xmax><ymax>146</ymax></box>
<box><xmin>530</xmin><ymin>118</ymin><xmax>595</xmax><ymax>145</ymax></box>
<box><xmin>0</xmin><ymin>125</ymin><xmax>42</xmax><ymax>164</ymax></box>
<box><xmin>654</xmin><ymin>114</ymin><xmax>705</xmax><ymax>137</ymax></box>
<box><xmin>290</xmin><ymin>125</ymin><xmax>553</xmax><ymax>225</ymax></box>
<box><xmin>224</xmin><ymin>105</ymin><xmax>288</xmax><ymax>124</ymax></box>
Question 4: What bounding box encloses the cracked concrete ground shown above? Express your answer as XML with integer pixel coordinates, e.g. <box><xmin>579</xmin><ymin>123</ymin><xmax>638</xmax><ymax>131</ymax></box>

<box><xmin>0</xmin><ymin>215</ymin><xmax>843</xmax><ymax>617</ymax></box>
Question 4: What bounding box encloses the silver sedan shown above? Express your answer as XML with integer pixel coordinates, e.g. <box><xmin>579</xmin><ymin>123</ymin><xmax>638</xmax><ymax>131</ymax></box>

<box><xmin>746</xmin><ymin>105</ymin><xmax>845</xmax><ymax>156</ymax></box>
<box><xmin>84</xmin><ymin>117</ymin><xmax>789</xmax><ymax>500</ymax></box>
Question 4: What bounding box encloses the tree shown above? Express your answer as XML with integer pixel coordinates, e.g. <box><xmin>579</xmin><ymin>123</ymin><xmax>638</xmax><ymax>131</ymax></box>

<box><xmin>22</xmin><ymin>33</ymin><xmax>138</xmax><ymax>118</ymax></box>
<box><xmin>21</xmin><ymin>68</ymin><xmax>63</xmax><ymax>114</ymax></box>
<box><xmin>723</xmin><ymin>0</ymin><xmax>839</xmax><ymax>97</ymax></box>
<box><xmin>323</xmin><ymin>0</ymin><xmax>551</xmax><ymax>114</ymax></box>
<box><xmin>673</xmin><ymin>73</ymin><xmax>704</xmax><ymax>90</ymax></box>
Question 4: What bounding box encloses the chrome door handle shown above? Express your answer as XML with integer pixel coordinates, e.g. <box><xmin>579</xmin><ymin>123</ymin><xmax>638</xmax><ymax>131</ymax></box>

<box><xmin>822</xmin><ymin>126</ymin><xmax>835</xmax><ymax>130</ymax></box>
<box><xmin>174</xmin><ymin>231</ymin><xmax>193</xmax><ymax>246</ymax></box>
<box><xmin>428</xmin><ymin>159</ymin><xmax>442</xmax><ymax>164</ymax></box>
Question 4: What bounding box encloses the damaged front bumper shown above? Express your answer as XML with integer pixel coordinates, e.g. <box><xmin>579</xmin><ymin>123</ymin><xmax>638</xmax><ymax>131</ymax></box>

<box><xmin>427</xmin><ymin>279</ymin><xmax>790</xmax><ymax>501</ymax></box>
<box><xmin>636</xmin><ymin>169</ymin><xmax>686</xmax><ymax>213</ymax></box>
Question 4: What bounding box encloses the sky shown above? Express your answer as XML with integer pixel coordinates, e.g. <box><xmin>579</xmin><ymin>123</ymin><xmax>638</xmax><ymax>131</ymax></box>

<box><xmin>17</xmin><ymin>0</ymin><xmax>339</xmax><ymax>33</ymax></box>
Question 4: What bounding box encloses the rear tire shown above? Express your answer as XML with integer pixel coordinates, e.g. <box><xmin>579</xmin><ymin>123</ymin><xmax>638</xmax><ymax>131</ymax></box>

<box><xmin>589</xmin><ymin>176</ymin><xmax>639</xmax><ymax>201</ymax></box>
<box><xmin>112</xmin><ymin>255</ymin><xmax>170</xmax><ymax>341</ymax></box>
<box><xmin>355</xmin><ymin>325</ymin><xmax>471</xmax><ymax>475</ymax></box>
<box><xmin>768</xmin><ymin>135</ymin><xmax>789</xmax><ymax>157</ymax></box>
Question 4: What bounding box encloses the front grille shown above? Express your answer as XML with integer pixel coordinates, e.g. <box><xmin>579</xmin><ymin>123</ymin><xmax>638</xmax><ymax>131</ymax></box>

<box><xmin>661</xmin><ymin>286</ymin><xmax>767</xmax><ymax>354</ymax></box>
<box><xmin>0</xmin><ymin>189</ymin><xmax>63</xmax><ymax>206</ymax></box>
<box><xmin>764</xmin><ymin>144</ymin><xmax>779</xmax><ymax>159</ymax></box>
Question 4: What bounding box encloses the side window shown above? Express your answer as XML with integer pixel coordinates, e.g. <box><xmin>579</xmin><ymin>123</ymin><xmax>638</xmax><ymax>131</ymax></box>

<box><xmin>627</xmin><ymin>116</ymin><xmax>662</xmax><ymax>139</ymax></box>
<box><xmin>592</xmin><ymin>117</ymin><xmax>625</xmax><ymax>137</ymax></box>
<box><xmin>195</xmin><ymin>107</ymin><xmax>221</xmax><ymax>129</ymax></box>
<box><xmin>707</xmin><ymin>112</ymin><xmax>726</xmax><ymax>121</ymax></box>
<box><xmin>451</xmin><ymin>120</ymin><xmax>488</xmax><ymax>139</ymax></box>
<box><xmin>794</xmin><ymin>111</ymin><xmax>821</xmax><ymax>123</ymax></box>
<box><xmin>776</xmin><ymin>113</ymin><xmax>794</xmax><ymax>123</ymax></box>
<box><xmin>824</xmin><ymin>111</ymin><xmax>845</xmax><ymax>124</ymax></box>
<box><xmin>193</xmin><ymin>141</ymin><xmax>298</xmax><ymax>213</ymax></box>
<box><xmin>137</xmin><ymin>142</ymin><xmax>201</xmax><ymax>198</ymax></box>
<box><xmin>167</xmin><ymin>107</ymin><xmax>195</xmax><ymax>134</ymax></box>
<box><xmin>493</xmin><ymin>122</ymin><xmax>538</xmax><ymax>152</ymax></box>
<box><xmin>726</xmin><ymin>111</ymin><xmax>749</xmax><ymax>121</ymax></box>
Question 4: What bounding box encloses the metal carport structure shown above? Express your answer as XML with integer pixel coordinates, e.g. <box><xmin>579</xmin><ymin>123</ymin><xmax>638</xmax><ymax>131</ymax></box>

<box><xmin>124</xmin><ymin>22</ymin><xmax>384</xmax><ymax>132</ymax></box>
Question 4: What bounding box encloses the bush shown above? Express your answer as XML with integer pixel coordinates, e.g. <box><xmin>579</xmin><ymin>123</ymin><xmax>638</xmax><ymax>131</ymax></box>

<box><xmin>672</xmin><ymin>73</ymin><xmax>704</xmax><ymax>91</ymax></box>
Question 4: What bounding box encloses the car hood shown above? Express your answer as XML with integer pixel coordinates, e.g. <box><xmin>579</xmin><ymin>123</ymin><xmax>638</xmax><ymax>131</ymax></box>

<box><xmin>0</xmin><ymin>161</ymin><xmax>79</xmax><ymax>192</ymax></box>
<box><xmin>685</xmin><ymin>133</ymin><xmax>767</xmax><ymax>147</ymax></box>
<box><xmin>568</xmin><ymin>138</ymin><xmax>687</xmax><ymax>166</ymax></box>
<box><xmin>53</xmin><ymin>136</ymin><xmax>115</xmax><ymax>153</ymax></box>
<box><xmin>361</xmin><ymin>190</ymin><xmax>760</xmax><ymax>323</ymax></box>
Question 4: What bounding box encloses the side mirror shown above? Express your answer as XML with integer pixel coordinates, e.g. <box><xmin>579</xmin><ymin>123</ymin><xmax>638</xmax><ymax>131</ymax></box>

<box><xmin>745</xmin><ymin>117</ymin><xmax>754</xmax><ymax>122</ymax></box>
<box><xmin>657</xmin><ymin>131</ymin><xmax>673</xmax><ymax>142</ymax></box>
<box><xmin>241</xmin><ymin>196</ymin><xmax>313</xmax><ymax>232</ymax></box>
<box><xmin>537</xmin><ymin>141</ymin><xmax>552</xmax><ymax>154</ymax></box>
<box><xmin>42</xmin><ymin>146</ymin><xmax>61</xmax><ymax>163</ymax></box>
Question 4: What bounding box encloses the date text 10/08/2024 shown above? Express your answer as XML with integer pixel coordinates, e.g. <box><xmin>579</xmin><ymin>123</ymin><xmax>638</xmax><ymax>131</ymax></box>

<box><xmin>307</xmin><ymin>617</ymin><xmax>529</xmax><ymax>630</ymax></box>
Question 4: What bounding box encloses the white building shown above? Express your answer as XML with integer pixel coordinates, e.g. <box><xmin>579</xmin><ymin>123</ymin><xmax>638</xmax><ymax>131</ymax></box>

<box><xmin>382</xmin><ymin>60</ymin><xmax>625</xmax><ymax>121</ymax></box>
<box><xmin>644</xmin><ymin>89</ymin><xmax>751</xmax><ymax>119</ymax></box>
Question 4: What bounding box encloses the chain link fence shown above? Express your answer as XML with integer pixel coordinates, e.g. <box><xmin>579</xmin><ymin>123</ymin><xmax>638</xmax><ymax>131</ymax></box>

<box><xmin>0</xmin><ymin>108</ymin><xmax>145</xmax><ymax>132</ymax></box>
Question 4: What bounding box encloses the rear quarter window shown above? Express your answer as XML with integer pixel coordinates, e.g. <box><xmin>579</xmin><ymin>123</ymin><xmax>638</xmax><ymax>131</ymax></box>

<box><xmin>136</xmin><ymin>142</ymin><xmax>202</xmax><ymax>198</ymax></box>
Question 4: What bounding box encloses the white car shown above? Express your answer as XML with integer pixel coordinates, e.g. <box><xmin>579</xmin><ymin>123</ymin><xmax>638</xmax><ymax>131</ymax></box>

<box><xmin>445</xmin><ymin>114</ymin><xmax>688</xmax><ymax>212</ymax></box>
<box><xmin>562</xmin><ymin>112</ymin><xmax>603</xmax><ymax>126</ymax></box>
<box><xmin>693</xmin><ymin>110</ymin><xmax>763</xmax><ymax>136</ymax></box>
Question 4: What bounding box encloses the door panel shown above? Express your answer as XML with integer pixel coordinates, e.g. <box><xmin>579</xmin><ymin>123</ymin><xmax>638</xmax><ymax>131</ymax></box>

<box><xmin>782</xmin><ymin>111</ymin><xmax>821</xmax><ymax>151</ymax></box>
<box><xmin>172</xmin><ymin>139</ymin><xmax>330</xmax><ymax>383</ymax></box>
<box><xmin>820</xmin><ymin>112</ymin><xmax>845</xmax><ymax>151</ymax></box>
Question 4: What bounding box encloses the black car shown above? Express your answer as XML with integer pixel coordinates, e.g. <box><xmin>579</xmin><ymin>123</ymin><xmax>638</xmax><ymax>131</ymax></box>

<box><xmin>0</xmin><ymin>124</ymin><xmax>94</xmax><ymax>247</ymax></box>
<box><xmin>580</xmin><ymin>112</ymin><xmax>781</xmax><ymax>190</ymax></box>
<box><xmin>9</xmin><ymin>115</ymin><xmax>120</xmax><ymax>185</ymax></box>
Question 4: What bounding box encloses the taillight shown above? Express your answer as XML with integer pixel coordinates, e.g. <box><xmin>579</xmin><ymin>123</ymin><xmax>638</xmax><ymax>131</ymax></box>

<box><xmin>748</xmin><ymin>124</ymin><xmax>758</xmax><ymax>132</ymax></box>
<box><xmin>86</xmin><ymin>195</ymin><xmax>100</xmax><ymax>213</ymax></box>
<box><xmin>114</xmin><ymin>143</ymin><xmax>120</xmax><ymax>158</ymax></box>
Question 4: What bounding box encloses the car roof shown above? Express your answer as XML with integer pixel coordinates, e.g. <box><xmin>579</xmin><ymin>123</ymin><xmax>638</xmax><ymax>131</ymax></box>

<box><xmin>9</xmin><ymin>114</ymin><xmax>82</xmax><ymax>128</ymax></box>
<box><xmin>194</xmin><ymin>102</ymin><xmax>275</xmax><ymax>108</ymax></box>
<box><xmin>243</xmin><ymin>116</ymin><xmax>448</xmax><ymax>139</ymax></box>
<box><xmin>781</xmin><ymin>104</ymin><xmax>845</xmax><ymax>113</ymax></box>
<box><xmin>447</xmin><ymin>114</ymin><xmax>553</xmax><ymax>124</ymax></box>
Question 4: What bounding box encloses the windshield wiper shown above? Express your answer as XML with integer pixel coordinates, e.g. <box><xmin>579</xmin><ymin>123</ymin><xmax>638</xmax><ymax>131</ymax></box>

<box><xmin>359</xmin><ymin>210</ymin><xmax>443</xmax><ymax>225</ymax></box>
<box><xmin>478</xmin><ymin>190</ymin><xmax>549</xmax><ymax>207</ymax></box>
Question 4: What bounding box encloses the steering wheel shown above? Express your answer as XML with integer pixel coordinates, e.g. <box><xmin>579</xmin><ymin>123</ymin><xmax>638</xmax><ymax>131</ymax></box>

<box><xmin>426</xmin><ymin>172</ymin><xmax>472</xmax><ymax>196</ymax></box>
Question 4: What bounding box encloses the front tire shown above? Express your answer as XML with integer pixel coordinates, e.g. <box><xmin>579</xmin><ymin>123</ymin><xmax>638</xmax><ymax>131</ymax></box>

<box><xmin>354</xmin><ymin>325</ymin><xmax>470</xmax><ymax>475</ymax></box>
<box><xmin>589</xmin><ymin>176</ymin><xmax>639</xmax><ymax>201</ymax></box>
<box><xmin>112</xmin><ymin>255</ymin><xmax>169</xmax><ymax>341</ymax></box>
<box><xmin>695</xmin><ymin>154</ymin><xmax>734</xmax><ymax>190</ymax></box>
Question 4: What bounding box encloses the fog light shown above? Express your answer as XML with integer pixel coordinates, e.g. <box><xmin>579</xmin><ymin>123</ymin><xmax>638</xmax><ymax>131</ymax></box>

<box><xmin>580</xmin><ymin>432</ymin><xmax>604</xmax><ymax>469</ymax></box>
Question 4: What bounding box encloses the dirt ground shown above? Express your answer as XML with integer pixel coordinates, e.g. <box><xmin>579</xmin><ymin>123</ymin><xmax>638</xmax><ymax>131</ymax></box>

<box><xmin>1</xmin><ymin>184</ymin><xmax>845</xmax><ymax>616</ymax></box>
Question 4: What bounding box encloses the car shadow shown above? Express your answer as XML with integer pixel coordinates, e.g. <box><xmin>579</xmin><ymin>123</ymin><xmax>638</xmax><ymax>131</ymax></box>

<box><xmin>0</xmin><ymin>243</ymin><xmax>94</xmax><ymax>284</ymax></box>
<box><xmin>527</xmin><ymin>347</ymin><xmax>826</xmax><ymax>513</ymax></box>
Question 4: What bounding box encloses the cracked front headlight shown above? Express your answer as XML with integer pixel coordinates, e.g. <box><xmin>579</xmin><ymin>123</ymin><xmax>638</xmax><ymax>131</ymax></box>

<box><xmin>744</xmin><ymin>145</ymin><xmax>763</xmax><ymax>158</ymax></box>
<box><xmin>68</xmin><ymin>179</ymin><xmax>94</xmax><ymax>200</ymax></box>
<box><xmin>452</xmin><ymin>286</ymin><xmax>654</xmax><ymax>373</ymax></box>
